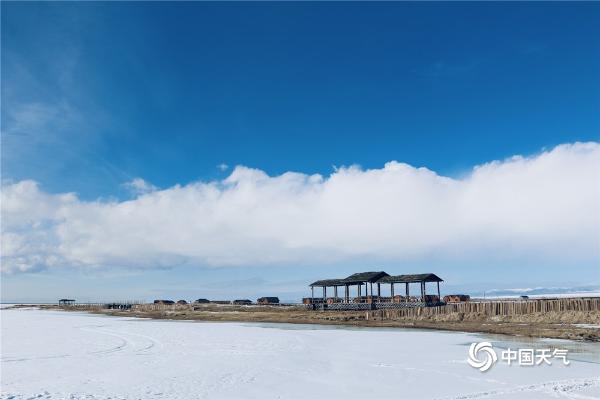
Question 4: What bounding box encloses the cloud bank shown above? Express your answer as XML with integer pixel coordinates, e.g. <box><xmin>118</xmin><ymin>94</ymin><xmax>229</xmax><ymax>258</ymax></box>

<box><xmin>2</xmin><ymin>142</ymin><xmax>599</xmax><ymax>273</ymax></box>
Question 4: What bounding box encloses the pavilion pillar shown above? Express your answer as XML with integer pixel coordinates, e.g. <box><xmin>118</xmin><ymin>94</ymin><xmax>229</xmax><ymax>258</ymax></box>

<box><xmin>358</xmin><ymin>284</ymin><xmax>361</xmax><ymax>297</ymax></box>
<box><xmin>437</xmin><ymin>281</ymin><xmax>440</xmax><ymax>302</ymax></box>
<box><xmin>334</xmin><ymin>286</ymin><xmax>338</xmax><ymax>301</ymax></box>
<box><xmin>349</xmin><ymin>285</ymin><xmax>351</xmax><ymax>303</ymax></box>
<box><xmin>391</xmin><ymin>283</ymin><xmax>395</xmax><ymax>302</ymax></box>
<box><xmin>323</xmin><ymin>287</ymin><xmax>326</xmax><ymax>301</ymax></box>
<box><xmin>421</xmin><ymin>282</ymin><xmax>425</xmax><ymax>302</ymax></box>
<box><xmin>311</xmin><ymin>286</ymin><xmax>314</xmax><ymax>303</ymax></box>
<box><xmin>406</xmin><ymin>283</ymin><xmax>409</xmax><ymax>302</ymax></box>
<box><xmin>345</xmin><ymin>285</ymin><xmax>349</xmax><ymax>303</ymax></box>
<box><xmin>377</xmin><ymin>283</ymin><xmax>381</xmax><ymax>302</ymax></box>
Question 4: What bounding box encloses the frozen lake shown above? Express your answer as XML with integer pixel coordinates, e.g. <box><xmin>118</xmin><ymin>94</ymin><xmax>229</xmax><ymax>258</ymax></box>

<box><xmin>1</xmin><ymin>308</ymin><xmax>599</xmax><ymax>400</ymax></box>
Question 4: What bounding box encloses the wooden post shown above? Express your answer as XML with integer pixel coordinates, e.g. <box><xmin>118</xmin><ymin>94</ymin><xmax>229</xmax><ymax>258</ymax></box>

<box><xmin>323</xmin><ymin>286</ymin><xmax>326</xmax><ymax>301</ymax></box>
<box><xmin>358</xmin><ymin>284</ymin><xmax>361</xmax><ymax>297</ymax></box>
<box><xmin>349</xmin><ymin>285</ymin><xmax>351</xmax><ymax>303</ymax></box>
<box><xmin>348</xmin><ymin>285</ymin><xmax>350</xmax><ymax>303</ymax></box>
<box><xmin>345</xmin><ymin>285</ymin><xmax>349</xmax><ymax>303</ymax></box>
<box><xmin>334</xmin><ymin>286</ymin><xmax>338</xmax><ymax>302</ymax></box>
<box><xmin>391</xmin><ymin>283</ymin><xmax>395</xmax><ymax>302</ymax></box>
<box><xmin>437</xmin><ymin>281</ymin><xmax>440</xmax><ymax>301</ymax></box>
<box><xmin>311</xmin><ymin>286</ymin><xmax>314</xmax><ymax>303</ymax></box>
<box><xmin>421</xmin><ymin>282</ymin><xmax>425</xmax><ymax>302</ymax></box>
<box><xmin>377</xmin><ymin>283</ymin><xmax>381</xmax><ymax>302</ymax></box>
<box><xmin>406</xmin><ymin>282</ymin><xmax>409</xmax><ymax>302</ymax></box>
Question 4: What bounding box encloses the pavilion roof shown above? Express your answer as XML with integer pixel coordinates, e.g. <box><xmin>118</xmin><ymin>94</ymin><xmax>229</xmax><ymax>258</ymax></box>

<box><xmin>309</xmin><ymin>271</ymin><xmax>391</xmax><ymax>287</ymax></box>
<box><xmin>309</xmin><ymin>272</ymin><xmax>443</xmax><ymax>287</ymax></box>
<box><xmin>309</xmin><ymin>279</ymin><xmax>347</xmax><ymax>287</ymax></box>
<box><xmin>378</xmin><ymin>273</ymin><xmax>443</xmax><ymax>283</ymax></box>
<box><xmin>342</xmin><ymin>271</ymin><xmax>389</xmax><ymax>284</ymax></box>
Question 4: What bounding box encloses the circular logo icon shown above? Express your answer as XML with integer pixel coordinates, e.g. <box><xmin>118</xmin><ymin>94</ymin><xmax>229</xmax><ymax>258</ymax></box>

<box><xmin>467</xmin><ymin>342</ymin><xmax>498</xmax><ymax>372</ymax></box>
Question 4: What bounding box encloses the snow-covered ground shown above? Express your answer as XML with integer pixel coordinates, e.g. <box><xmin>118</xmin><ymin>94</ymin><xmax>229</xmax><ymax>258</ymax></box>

<box><xmin>1</xmin><ymin>308</ymin><xmax>599</xmax><ymax>400</ymax></box>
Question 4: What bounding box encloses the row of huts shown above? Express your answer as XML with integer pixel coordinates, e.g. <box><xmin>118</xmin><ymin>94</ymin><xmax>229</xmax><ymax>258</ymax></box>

<box><xmin>58</xmin><ymin>271</ymin><xmax>468</xmax><ymax>311</ymax></box>
<box><xmin>153</xmin><ymin>297</ymin><xmax>280</xmax><ymax>306</ymax></box>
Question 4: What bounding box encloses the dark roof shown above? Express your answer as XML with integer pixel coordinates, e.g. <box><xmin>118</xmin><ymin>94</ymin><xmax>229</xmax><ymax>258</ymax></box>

<box><xmin>309</xmin><ymin>271</ymin><xmax>443</xmax><ymax>286</ymax></box>
<box><xmin>310</xmin><ymin>278</ymin><xmax>347</xmax><ymax>287</ymax></box>
<box><xmin>343</xmin><ymin>271</ymin><xmax>389</xmax><ymax>284</ymax></box>
<box><xmin>257</xmin><ymin>297</ymin><xmax>279</xmax><ymax>302</ymax></box>
<box><xmin>378</xmin><ymin>273</ymin><xmax>443</xmax><ymax>283</ymax></box>
<box><xmin>311</xmin><ymin>272</ymin><xmax>390</xmax><ymax>286</ymax></box>
<box><xmin>154</xmin><ymin>299</ymin><xmax>175</xmax><ymax>304</ymax></box>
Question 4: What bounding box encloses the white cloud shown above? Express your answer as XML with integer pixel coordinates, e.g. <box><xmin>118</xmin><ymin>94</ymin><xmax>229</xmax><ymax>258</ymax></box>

<box><xmin>1</xmin><ymin>142</ymin><xmax>599</xmax><ymax>273</ymax></box>
<box><xmin>217</xmin><ymin>163</ymin><xmax>229</xmax><ymax>171</ymax></box>
<box><xmin>123</xmin><ymin>178</ymin><xmax>157</xmax><ymax>195</ymax></box>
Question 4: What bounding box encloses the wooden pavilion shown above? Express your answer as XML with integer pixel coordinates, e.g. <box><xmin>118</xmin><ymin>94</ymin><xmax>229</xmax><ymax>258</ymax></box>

<box><xmin>308</xmin><ymin>271</ymin><xmax>444</xmax><ymax>310</ymax></box>
<box><xmin>58</xmin><ymin>299</ymin><xmax>75</xmax><ymax>306</ymax></box>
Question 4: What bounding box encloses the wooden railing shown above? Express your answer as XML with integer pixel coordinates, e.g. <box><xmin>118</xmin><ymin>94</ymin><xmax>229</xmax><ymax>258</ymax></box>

<box><xmin>370</xmin><ymin>298</ymin><xmax>600</xmax><ymax>319</ymax></box>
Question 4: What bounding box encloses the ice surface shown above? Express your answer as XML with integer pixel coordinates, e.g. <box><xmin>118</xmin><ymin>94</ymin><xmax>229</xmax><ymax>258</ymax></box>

<box><xmin>574</xmin><ymin>324</ymin><xmax>600</xmax><ymax>329</ymax></box>
<box><xmin>1</xmin><ymin>308</ymin><xmax>599</xmax><ymax>399</ymax></box>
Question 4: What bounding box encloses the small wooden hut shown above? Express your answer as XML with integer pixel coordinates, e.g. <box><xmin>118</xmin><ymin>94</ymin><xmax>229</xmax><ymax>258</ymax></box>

<box><xmin>443</xmin><ymin>294</ymin><xmax>470</xmax><ymax>303</ymax></box>
<box><xmin>176</xmin><ymin>300</ymin><xmax>188</xmax><ymax>305</ymax></box>
<box><xmin>257</xmin><ymin>297</ymin><xmax>279</xmax><ymax>304</ymax></box>
<box><xmin>153</xmin><ymin>299</ymin><xmax>175</xmax><ymax>305</ymax></box>
<box><xmin>194</xmin><ymin>298</ymin><xmax>210</xmax><ymax>304</ymax></box>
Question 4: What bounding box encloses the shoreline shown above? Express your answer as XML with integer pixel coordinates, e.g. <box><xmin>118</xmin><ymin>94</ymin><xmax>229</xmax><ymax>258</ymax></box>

<box><xmin>16</xmin><ymin>303</ymin><xmax>600</xmax><ymax>342</ymax></box>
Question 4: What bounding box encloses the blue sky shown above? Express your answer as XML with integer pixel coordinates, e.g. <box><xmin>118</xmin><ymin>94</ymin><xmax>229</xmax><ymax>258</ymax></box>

<box><xmin>1</xmin><ymin>3</ymin><xmax>599</xmax><ymax>302</ymax></box>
